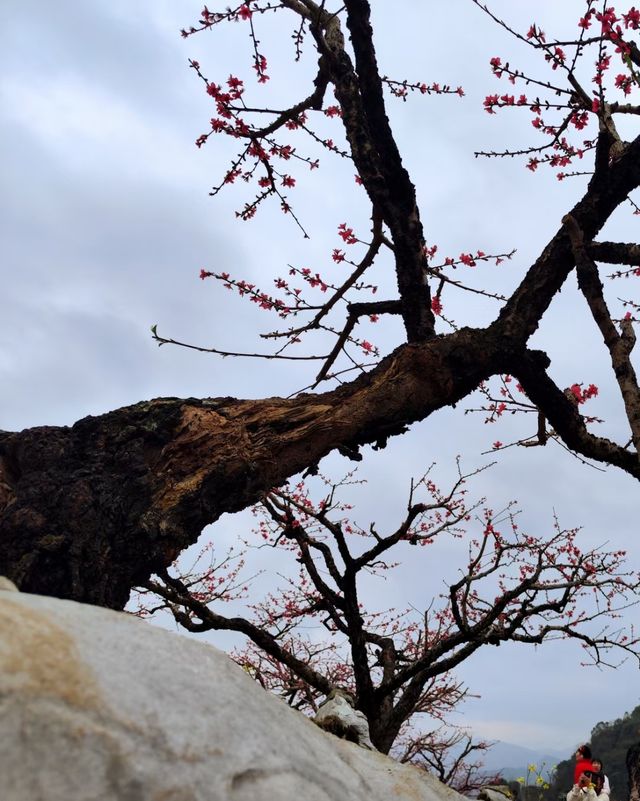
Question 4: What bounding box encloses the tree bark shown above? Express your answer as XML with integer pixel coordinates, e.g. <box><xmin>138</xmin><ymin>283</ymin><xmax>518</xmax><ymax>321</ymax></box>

<box><xmin>0</xmin><ymin>329</ymin><xmax>507</xmax><ymax>609</ymax></box>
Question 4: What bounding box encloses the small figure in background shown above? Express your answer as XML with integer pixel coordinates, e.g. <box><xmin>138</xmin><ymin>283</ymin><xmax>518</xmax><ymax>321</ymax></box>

<box><xmin>567</xmin><ymin>769</ymin><xmax>609</xmax><ymax>801</ymax></box>
<box><xmin>591</xmin><ymin>758</ymin><xmax>610</xmax><ymax>796</ymax></box>
<box><xmin>574</xmin><ymin>745</ymin><xmax>594</xmax><ymax>784</ymax></box>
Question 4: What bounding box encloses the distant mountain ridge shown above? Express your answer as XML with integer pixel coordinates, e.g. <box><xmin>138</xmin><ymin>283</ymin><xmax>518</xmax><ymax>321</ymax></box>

<box><xmin>481</xmin><ymin>741</ymin><xmax>564</xmax><ymax>780</ymax></box>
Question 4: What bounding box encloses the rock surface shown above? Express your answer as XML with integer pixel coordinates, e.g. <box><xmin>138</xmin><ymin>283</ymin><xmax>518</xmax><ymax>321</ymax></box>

<box><xmin>0</xmin><ymin>591</ymin><xmax>466</xmax><ymax>801</ymax></box>
<box><xmin>314</xmin><ymin>687</ymin><xmax>376</xmax><ymax>750</ymax></box>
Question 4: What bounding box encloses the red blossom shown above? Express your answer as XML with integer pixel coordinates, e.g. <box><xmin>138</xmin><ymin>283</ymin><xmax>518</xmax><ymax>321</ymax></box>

<box><xmin>569</xmin><ymin>383</ymin><xmax>599</xmax><ymax>405</ymax></box>
<box><xmin>527</xmin><ymin>24</ymin><xmax>545</xmax><ymax>42</ymax></box>
<box><xmin>253</xmin><ymin>54</ymin><xmax>269</xmax><ymax>83</ymax></box>
<box><xmin>571</xmin><ymin>111</ymin><xmax>589</xmax><ymax>130</ymax></box>
<box><xmin>224</xmin><ymin>168</ymin><xmax>241</xmax><ymax>184</ymax></box>
<box><xmin>615</xmin><ymin>73</ymin><xmax>633</xmax><ymax>95</ymax></box>
<box><xmin>484</xmin><ymin>94</ymin><xmax>499</xmax><ymax>113</ymax></box>
<box><xmin>285</xmin><ymin>112</ymin><xmax>306</xmax><ymax>131</ymax></box>
<box><xmin>338</xmin><ymin>223</ymin><xmax>357</xmax><ymax>244</ymax></box>
<box><xmin>579</xmin><ymin>12</ymin><xmax>593</xmax><ymax>29</ymax></box>
<box><xmin>624</xmin><ymin>7</ymin><xmax>640</xmax><ymax>28</ymax></box>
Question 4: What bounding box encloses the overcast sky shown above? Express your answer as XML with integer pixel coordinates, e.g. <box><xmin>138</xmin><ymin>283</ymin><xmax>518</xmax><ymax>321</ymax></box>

<box><xmin>2</xmin><ymin>0</ymin><xmax>639</xmax><ymax>757</ymax></box>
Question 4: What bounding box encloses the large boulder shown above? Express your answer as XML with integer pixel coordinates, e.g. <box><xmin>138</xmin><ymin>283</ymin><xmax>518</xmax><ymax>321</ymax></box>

<box><xmin>0</xmin><ymin>589</ymin><xmax>465</xmax><ymax>801</ymax></box>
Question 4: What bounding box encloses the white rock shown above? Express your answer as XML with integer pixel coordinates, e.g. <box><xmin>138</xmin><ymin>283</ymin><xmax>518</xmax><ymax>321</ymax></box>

<box><xmin>0</xmin><ymin>576</ymin><xmax>19</xmax><ymax>592</ymax></box>
<box><xmin>0</xmin><ymin>591</ymin><xmax>467</xmax><ymax>801</ymax></box>
<box><xmin>314</xmin><ymin>688</ymin><xmax>376</xmax><ymax>750</ymax></box>
<box><xmin>479</xmin><ymin>788</ymin><xmax>516</xmax><ymax>801</ymax></box>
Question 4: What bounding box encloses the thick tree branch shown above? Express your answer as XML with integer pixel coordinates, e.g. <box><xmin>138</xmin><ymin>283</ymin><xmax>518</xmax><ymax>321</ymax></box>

<box><xmin>146</xmin><ymin>571</ymin><xmax>333</xmax><ymax>694</ymax></box>
<box><xmin>589</xmin><ymin>240</ymin><xmax>640</xmax><ymax>266</ymax></box>
<box><xmin>307</xmin><ymin>1</ymin><xmax>434</xmax><ymax>342</ymax></box>
<box><xmin>496</xmin><ymin>132</ymin><xmax>640</xmax><ymax>344</ymax></box>
<box><xmin>564</xmin><ymin>214</ymin><xmax>640</xmax><ymax>450</ymax></box>
<box><xmin>511</xmin><ymin>350</ymin><xmax>640</xmax><ymax>469</ymax></box>
<box><xmin>0</xmin><ymin>329</ymin><xmax>505</xmax><ymax>607</ymax></box>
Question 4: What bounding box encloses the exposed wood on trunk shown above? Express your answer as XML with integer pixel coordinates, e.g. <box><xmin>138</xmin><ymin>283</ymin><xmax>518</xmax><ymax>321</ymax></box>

<box><xmin>0</xmin><ymin>329</ymin><xmax>499</xmax><ymax>609</ymax></box>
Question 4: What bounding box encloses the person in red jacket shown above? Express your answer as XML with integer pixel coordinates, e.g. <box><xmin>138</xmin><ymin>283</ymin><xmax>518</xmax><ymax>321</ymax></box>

<box><xmin>574</xmin><ymin>744</ymin><xmax>594</xmax><ymax>784</ymax></box>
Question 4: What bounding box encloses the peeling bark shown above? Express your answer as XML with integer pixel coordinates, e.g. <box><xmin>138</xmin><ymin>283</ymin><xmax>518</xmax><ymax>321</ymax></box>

<box><xmin>0</xmin><ymin>330</ymin><xmax>501</xmax><ymax>608</ymax></box>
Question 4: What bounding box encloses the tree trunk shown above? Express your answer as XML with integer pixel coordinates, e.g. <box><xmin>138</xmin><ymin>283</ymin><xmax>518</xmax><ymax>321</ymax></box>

<box><xmin>0</xmin><ymin>330</ymin><xmax>505</xmax><ymax>609</ymax></box>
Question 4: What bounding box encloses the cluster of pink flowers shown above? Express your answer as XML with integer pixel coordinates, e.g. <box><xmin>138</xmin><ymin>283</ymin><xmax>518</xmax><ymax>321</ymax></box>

<box><xmin>337</xmin><ymin>223</ymin><xmax>358</xmax><ymax>244</ymax></box>
<box><xmin>569</xmin><ymin>383</ymin><xmax>599</xmax><ymax>404</ymax></box>
<box><xmin>484</xmin><ymin>5</ymin><xmax>639</xmax><ymax>176</ymax></box>
<box><xmin>459</xmin><ymin>251</ymin><xmax>485</xmax><ymax>267</ymax></box>
<box><xmin>544</xmin><ymin>46</ymin><xmax>566</xmax><ymax>70</ymax></box>
<box><xmin>200</xmin><ymin>270</ymin><xmax>292</xmax><ymax>317</ymax></box>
